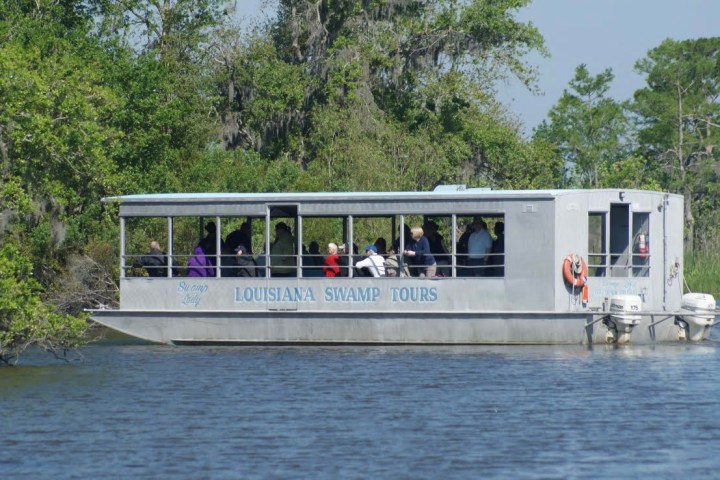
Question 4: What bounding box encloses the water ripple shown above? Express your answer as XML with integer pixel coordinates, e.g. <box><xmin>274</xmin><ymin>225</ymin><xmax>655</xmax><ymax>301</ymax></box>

<box><xmin>2</xmin><ymin>342</ymin><xmax>720</xmax><ymax>479</ymax></box>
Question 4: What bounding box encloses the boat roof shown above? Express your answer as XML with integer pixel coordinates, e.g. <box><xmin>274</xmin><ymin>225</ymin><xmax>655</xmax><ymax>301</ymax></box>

<box><xmin>103</xmin><ymin>186</ymin><xmax>668</xmax><ymax>204</ymax></box>
<box><xmin>104</xmin><ymin>187</ymin><xmax>676</xmax><ymax>217</ymax></box>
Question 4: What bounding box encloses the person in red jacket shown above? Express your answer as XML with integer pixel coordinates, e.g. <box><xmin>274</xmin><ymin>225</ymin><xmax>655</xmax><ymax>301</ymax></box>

<box><xmin>323</xmin><ymin>243</ymin><xmax>341</xmax><ymax>277</ymax></box>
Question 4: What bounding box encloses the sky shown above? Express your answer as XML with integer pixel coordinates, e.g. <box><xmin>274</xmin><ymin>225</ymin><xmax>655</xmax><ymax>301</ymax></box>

<box><xmin>242</xmin><ymin>0</ymin><xmax>720</xmax><ymax>134</ymax></box>
<box><xmin>502</xmin><ymin>0</ymin><xmax>720</xmax><ymax>134</ymax></box>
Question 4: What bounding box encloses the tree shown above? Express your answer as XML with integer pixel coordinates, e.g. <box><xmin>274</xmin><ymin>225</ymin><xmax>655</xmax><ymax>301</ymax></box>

<box><xmin>0</xmin><ymin>7</ymin><xmax>124</xmax><ymax>282</ymax></box>
<box><xmin>0</xmin><ymin>2</ymin><xmax>121</xmax><ymax>359</ymax></box>
<box><xmin>215</xmin><ymin>0</ymin><xmax>549</xmax><ymax>189</ymax></box>
<box><xmin>534</xmin><ymin>64</ymin><xmax>630</xmax><ymax>187</ymax></box>
<box><xmin>0</xmin><ymin>244</ymin><xmax>89</xmax><ymax>366</ymax></box>
<box><xmin>633</xmin><ymin>38</ymin><xmax>720</xmax><ymax>251</ymax></box>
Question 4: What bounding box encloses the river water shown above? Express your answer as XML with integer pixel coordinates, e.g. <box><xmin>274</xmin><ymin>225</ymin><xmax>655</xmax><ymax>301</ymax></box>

<box><xmin>2</xmin><ymin>331</ymin><xmax>720</xmax><ymax>479</ymax></box>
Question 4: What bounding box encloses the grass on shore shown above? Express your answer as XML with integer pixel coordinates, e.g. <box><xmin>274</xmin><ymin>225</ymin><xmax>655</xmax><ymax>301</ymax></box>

<box><xmin>684</xmin><ymin>251</ymin><xmax>720</xmax><ymax>297</ymax></box>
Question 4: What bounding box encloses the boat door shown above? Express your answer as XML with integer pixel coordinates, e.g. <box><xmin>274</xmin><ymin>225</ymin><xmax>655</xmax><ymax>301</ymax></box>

<box><xmin>609</xmin><ymin>203</ymin><xmax>630</xmax><ymax>277</ymax></box>
<box><xmin>264</xmin><ymin>204</ymin><xmax>300</xmax><ymax>311</ymax></box>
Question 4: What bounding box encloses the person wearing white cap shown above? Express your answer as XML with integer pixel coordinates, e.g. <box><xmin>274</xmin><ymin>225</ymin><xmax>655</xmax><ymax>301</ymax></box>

<box><xmin>355</xmin><ymin>244</ymin><xmax>386</xmax><ymax>277</ymax></box>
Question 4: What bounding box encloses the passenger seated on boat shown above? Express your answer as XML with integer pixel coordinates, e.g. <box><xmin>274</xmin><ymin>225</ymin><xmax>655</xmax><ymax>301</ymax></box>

<box><xmin>231</xmin><ymin>244</ymin><xmax>256</xmax><ymax>277</ymax></box>
<box><xmin>303</xmin><ymin>241</ymin><xmax>324</xmax><ymax>277</ymax></box>
<box><xmin>220</xmin><ymin>243</ymin><xmax>236</xmax><ymax>277</ymax></box>
<box><xmin>270</xmin><ymin>222</ymin><xmax>296</xmax><ymax>277</ymax></box>
<box><xmin>456</xmin><ymin>223</ymin><xmax>472</xmax><ymax>275</ymax></box>
<box><xmin>384</xmin><ymin>248</ymin><xmax>410</xmax><ymax>277</ymax></box>
<box><xmin>424</xmin><ymin>221</ymin><xmax>449</xmax><ymax>276</ymax></box>
<box><xmin>488</xmin><ymin>222</ymin><xmax>505</xmax><ymax>277</ymax></box>
<box><xmin>403</xmin><ymin>226</ymin><xmax>436</xmax><ymax>277</ymax></box>
<box><xmin>255</xmin><ymin>249</ymin><xmax>267</xmax><ymax>277</ymax></box>
<box><xmin>323</xmin><ymin>243</ymin><xmax>341</xmax><ymax>278</ymax></box>
<box><xmin>187</xmin><ymin>246</ymin><xmax>215</xmax><ymax>277</ymax></box>
<box><xmin>337</xmin><ymin>243</ymin><xmax>359</xmax><ymax>277</ymax></box>
<box><xmin>355</xmin><ymin>245</ymin><xmax>386</xmax><ymax>277</ymax></box>
<box><xmin>374</xmin><ymin>237</ymin><xmax>387</xmax><ymax>255</ymax></box>
<box><xmin>225</xmin><ymin>222</ymin><xmax>252</xmax><ymax>254</ymax></box>
<box><xmin>467</xmin><ymin>218</ymin><xmax>492</xmax><ymax>276</ymax></box>
<box><xmin>131</xmin><ymin>241</ymin><xmax>168</xmax><ymax>277</ymax></box>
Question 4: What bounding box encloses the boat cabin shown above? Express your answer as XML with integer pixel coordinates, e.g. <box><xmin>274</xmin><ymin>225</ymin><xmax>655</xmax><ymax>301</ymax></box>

<box><xmin>111</xmin><ymin>187</ymin><xmax>684</xmax><ymax>316</ymax></box>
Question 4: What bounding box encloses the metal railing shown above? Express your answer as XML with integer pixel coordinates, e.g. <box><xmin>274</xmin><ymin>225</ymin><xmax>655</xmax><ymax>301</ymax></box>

<box><xmin>124</xmin><ymin>251</ymin><xmax>506</xmax><ymax>279</ymax></box>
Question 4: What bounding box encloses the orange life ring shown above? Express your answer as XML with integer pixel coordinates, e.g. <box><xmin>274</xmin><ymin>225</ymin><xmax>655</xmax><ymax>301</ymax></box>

<box><xmin>562</xmin><ymin>254</ymin><xmax>588</xmax><ymax>289</ymax></box>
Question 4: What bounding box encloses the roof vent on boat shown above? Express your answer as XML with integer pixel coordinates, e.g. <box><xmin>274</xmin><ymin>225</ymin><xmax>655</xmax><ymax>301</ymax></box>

<box><xmin>433</xmin><ymin>184</ymin><xmax>492</xmax><ymax>193</ymax></box>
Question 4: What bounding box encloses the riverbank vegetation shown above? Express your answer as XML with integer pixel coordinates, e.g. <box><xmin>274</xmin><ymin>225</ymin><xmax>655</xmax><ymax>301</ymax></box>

<box><xmin>1</xmin><ymin>1</ymin><xmax>719</xmax><ymax>362</ymax></box>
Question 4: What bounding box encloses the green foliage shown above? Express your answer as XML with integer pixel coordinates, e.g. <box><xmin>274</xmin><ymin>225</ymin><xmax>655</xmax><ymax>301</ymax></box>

<box><xmin>221</xmin><ymin>0</ymin><xmax>549</xmax><ymax>183</ymax></box>
<box><xmin>0</xmin><ymin>25</ymin><xmax>123</xmax><ymax>204</ymax></box>
<box><xmin>633</xmin><ymin>38</ymin><xmax>720</xmax><ymax>250</ymax></box>
<box><xmin>179</xmin><ymin>147</ymin><xmax>265</xmax><ymax>192</ymax></box>
<box><xmin>596</xmin><ymin>155</ymin><xmax>662</xmax><ymax>190</ymax></box>
<box><xmin>684</xmin><ymin>250</ymin><xmax>720</xmax><ymax>297</ymax></box>
<box><xmin>534</xmin><ymin>64</ymin><xmax>631</xmax><ymax>187</ymax></box>
<box><xmin>0</xmin><ymin>244</ymin><xmax>88</xmax><ymax>365</ymax></box>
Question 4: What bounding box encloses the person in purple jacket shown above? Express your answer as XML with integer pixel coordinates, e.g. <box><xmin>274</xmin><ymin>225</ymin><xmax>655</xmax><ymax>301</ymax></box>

<box><xmin>187</xmin><ymin>246</ymin><xmax>215</xmax><ymax>277</ymax></box>
<box><xmin>402</xmin><ymin>226</ymin><xmax>436</xmax><ymax>277</ymax></box>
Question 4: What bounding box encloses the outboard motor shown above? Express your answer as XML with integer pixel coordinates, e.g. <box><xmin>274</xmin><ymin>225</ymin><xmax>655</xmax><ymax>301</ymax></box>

<box><xmin>606</xmin><ymin>295</ymin><xmax>642</xmax><ymax>344</ymax></box>
<box><xmin>677</xmin><ymin>293</ymin><xmax>717</xmax><ymax>341</ymax></box>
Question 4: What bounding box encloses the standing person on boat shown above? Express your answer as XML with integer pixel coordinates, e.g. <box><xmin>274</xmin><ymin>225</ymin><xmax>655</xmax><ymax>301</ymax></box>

<box><xmin>323</xmin><ymin>243</ymin><xmax>341</xmax><ymax>277</ymax></box>
<box><xmin>225</xmin><ymin>221</ymin><xmax>252</xmax><ymax>254</ymax></box>
<box><xmin>187</xmin><ymin>246</ymin><xmax>215</xmax><ymax>277</ymax></box>
<box><xmin>355</xmin><ymin>245</ymin><xmax>386</xmax><ymax>277</ymax></box>
<box><xmin>132</xmin><ymin>240</ymin><xmax>168</xmax><ymax>277</ymax></box>
<box><xmin>232</xmin><ymin>244</ymin><xmax>256</xmax><ymax>277</ymax></box>
<box><xmin>403</xmin><ymin>226</ymin><xmax>436</xmax><ymax>277</ymax></box>
<box><xmin>467</xmin><ymin>217</ymin><xmax>493</xmax><ymax>276</ymax></box>
<box><xmin>392</xmin><ymin>224</ymin><xmax>412</xmax><ymax>252</ymax></box>
<box><xmin>198</xmin><ymin>221</ymin><xmax>223</xmax><ymax>260</ymax></box>
<box><xmin>270</xmin><ymin>222</ymin><xmax>296</xmax><ymax>277</ymax></box>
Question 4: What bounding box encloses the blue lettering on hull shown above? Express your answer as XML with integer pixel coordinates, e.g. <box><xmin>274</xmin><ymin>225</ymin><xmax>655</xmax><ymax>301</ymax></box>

<box><xmin>235</xmin><ymin>287</ymin><xmax>316</xmax><ymax>303</ymax></box>
<box><xmin>324</xmin><ymin>287</ymin><xmax>381</xmax><ymax>303</ymax></box>
<box><xmin>232</xmin><ymin>285</ymin><xmax>438</xmax><ymax>305</ymax></box>
<box><xmin>390</xmin><ymin>287</ymin><xmax>438</xmax><ymax>303</ymax></box>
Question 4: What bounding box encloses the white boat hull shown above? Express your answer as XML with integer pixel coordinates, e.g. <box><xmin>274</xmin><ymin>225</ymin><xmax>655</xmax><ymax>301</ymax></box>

<box><xmin>90</xmin><ymin>308</ymin><xmax>692</xmax><ymax>345</ymax></box>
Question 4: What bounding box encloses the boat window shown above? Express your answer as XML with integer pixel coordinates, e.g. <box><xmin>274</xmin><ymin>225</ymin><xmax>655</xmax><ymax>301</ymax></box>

<box><xmin>299</xmin><ymin>216</ymin><xmax>348</xmax><ymax>277</ymax></box>
<box><xmin>172</xmin><ymin>216</ymin><xmax>221</xmax><ymax>278</ymax></box>
<box><xmin>588</xmin><ymin>213</ymin><xmax>607</xmax><ymax>277</ymax></box>
<box><xmin>609</xmin><ymin>204</ymin><xmax>630</xmax><ymax>277</ymax></box>
<box><xmin>121</xmin><ymin>211</ymin><xmax>505</xmax><ymax>279</ymax></box>
<box><xmin>632</xmin><ymin>212</ymin><xmax>650</xmax><ymax>277</ymax></box>
<box><xmin>422</xmin><ymin>215</ymin><xmax>453</xmax><ymax>277</ymax></box>
<box><xmin>263</xmin><ymin>217</ymin><xmax>297</xmax><ymax>278</ymax></box>
<box><xmin>455</xmin><ymin>215</ymin><xmax>505</xmax><ymax>277</ymax></box>
<box><xmin>123</xmin><ymin>216</ymin><xmax>171</xmax><ymax>278</ymax></box>
<box><xmin>220</xmin><ymin>216</ymin><xmax>262</xmax><ymax>277</ymax></box>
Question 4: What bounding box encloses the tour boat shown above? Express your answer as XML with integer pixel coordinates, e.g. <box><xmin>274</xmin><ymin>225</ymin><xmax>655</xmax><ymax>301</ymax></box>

<box><xmin>90</xmin><ymin>186</ymin><xmax>717</xmax><ymax>345</ymax></box>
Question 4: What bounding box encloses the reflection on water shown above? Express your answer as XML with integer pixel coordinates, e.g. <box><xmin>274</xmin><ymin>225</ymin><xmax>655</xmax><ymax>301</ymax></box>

<box><xmin>2</xmin><ymin>334</ymin><xmax>720</xmax><ymax>479</ymax></box>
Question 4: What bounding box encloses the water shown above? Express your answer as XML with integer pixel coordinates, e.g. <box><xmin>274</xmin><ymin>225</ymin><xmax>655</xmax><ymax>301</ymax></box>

<box><xmin>3</xmin><ymin>334</ymin><xmax>720</xmax><ymax>479</ymax></box>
